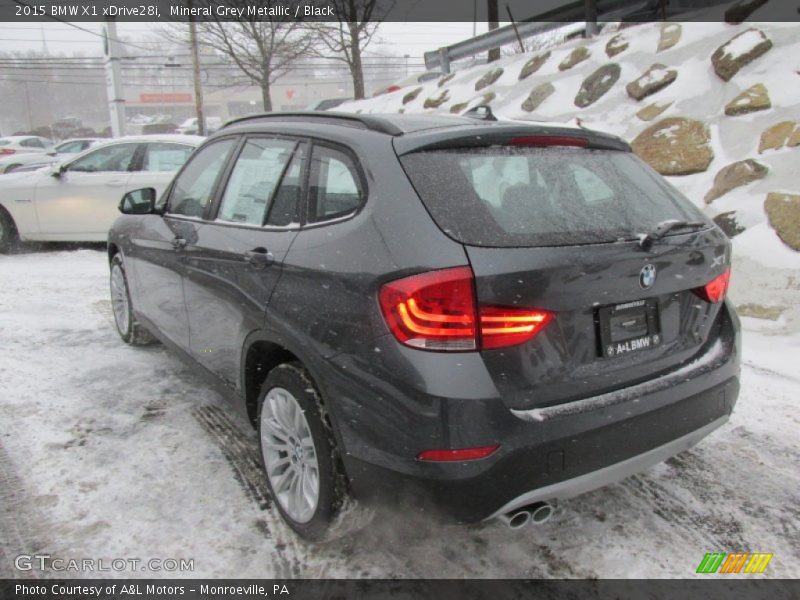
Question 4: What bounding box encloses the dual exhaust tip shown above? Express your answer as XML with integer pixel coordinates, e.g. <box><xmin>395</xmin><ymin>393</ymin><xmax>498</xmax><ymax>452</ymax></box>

<box><xmin>498</xmin><ymin>502</ymin><xmax>554</xmax><ymax>530</ymax></box>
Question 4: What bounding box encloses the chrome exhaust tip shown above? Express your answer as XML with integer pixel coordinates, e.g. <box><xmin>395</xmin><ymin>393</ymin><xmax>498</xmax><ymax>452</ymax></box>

<box><xmin>499</xmin><ymin>508</ymin><xmax>532</xmax><ymax>530</ymax></box>
<box><xmin>528</xmin><ymin>502</ymin><xmax>554</xmax><ymax>525</ymax></box>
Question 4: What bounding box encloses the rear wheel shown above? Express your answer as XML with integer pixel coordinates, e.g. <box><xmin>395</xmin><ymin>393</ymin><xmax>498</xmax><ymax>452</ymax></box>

<box><xmin>110</xmin><ymin>254</ymin><xmax>154</xmax><ymax>345</ymax></box>
<box><xmin>0</xmin><ymin>208</ymin><xmax>19</xmax><ymax>254</ymax></box>
<box><xmin>257</xmin><ymin>363</ymin><xmax>353</xmax><ymax>541</ymax></box>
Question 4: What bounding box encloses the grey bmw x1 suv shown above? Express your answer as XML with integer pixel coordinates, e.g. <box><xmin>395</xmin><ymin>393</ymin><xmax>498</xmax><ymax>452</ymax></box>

<box><xmin>108</xmin><ymin>111</ymin><xmax>740</xmax><ymax>540</ymax></box>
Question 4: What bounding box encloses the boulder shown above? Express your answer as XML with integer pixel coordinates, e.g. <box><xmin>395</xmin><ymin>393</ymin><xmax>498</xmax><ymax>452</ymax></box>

<box><xmin>478</xmin><ymin>92</ymin><xmax>496</xmax><ymax>105</ymax></box>
<box><xmin>423</xmin><ymin>89</ymin><xmax>450</xmax><ymax>109</ymax></box>
<box><xmin>790</xmin><ymin>128</ymin><xmax>800</xmax><ymax>147</ymax></box>
<box><xmin>606</xmin><ymin>34</ymin><xmax>628</xmax><ymax>58</ymax></box>
<box><xmin>475</xmin><ymin>67</ymin><xmax>503</xmax><ymax>91</ymax></box>
<box><xmin>631</xmin><ymin>117</ymin><xmax>714</xmax><ymax>176</ymax></box>
<box><xmin>758</xmin><ymin>121</ymin><xmax>796</xmax><ymax>153</ymax></box>
<box><xmin>764</xmin><ymin>192</ymin><xmax>800</xmax><ymax>251</ymax></box>
<box><xmin>724</xmin><ymin>0</ymin><xmax>770</xmax><ymax>24</ymax></box>
<box><xmin>402</xmin><ymin>87</ymin><xmax>423</xmax><ymax>105</ymax></box>
<box><xmin>713</xmin><ymin>211</ymin><xmax>746</xmax><ymax>238</ymax></box>
<box><xmin>575</xmin><ymin>63</ymin><xmax>621</xmax><ymax>108</ymax></box>
<box><xmin>637</xmin><ymin>102</ymin><xmax>672</xmax><ymax>121</ymax></box>
<box><xmin>704</xmin><ymin>159</ymin><xmax>768</xmax><ymax>203</ymax></box>
<box><xmin>657</xmin><ymin>23</ymin><xmax>682</xmax><ymax>52</ymax></box>
<box><xmin>521</xmin><ymin>82</ymin><xmax>555</xmax><ymax>113</ymax></box>
<box><xmin>559</xmin><ymin>47</ymin><xmax>590</xmax><ymax>71</ymax></box>
<box><xmin>724</xmin><ymin>83</ymin><xmax>771</xmax><ymax>116</ymax></box>
<box><xmin>519</xmin><ymin>51</ymin><xmax>551</xmax><ymax>80</ymax></box>
<box><xmin>450</xmin><ymin>102</ymin><xmax>468</xmax><ymax>114</ymax></box>
<box><xmin>736</xmin><ymin>303</ymin><xmax>785</xmax><ymax>320</ymax></box>
<box><xmin>626</xmin><ymin>64</ymin><xmax>677</xmax><ymax>101</ymax></box>
<box><xmin>438</xmin><ymin>73</ymin><xmax>455</xmax><ymax>88</ymax></box>
<box><xmin>711</xmin><ymin>28</ymin><xmax>773</xmax><ymax>81</ymax></box>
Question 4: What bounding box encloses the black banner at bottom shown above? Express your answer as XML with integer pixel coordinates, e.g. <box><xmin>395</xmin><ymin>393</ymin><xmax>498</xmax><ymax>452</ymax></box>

<box><xmin>1</xmin><ymin>579</ymin><xmax>799</xmax><ymax>600</ymax></box>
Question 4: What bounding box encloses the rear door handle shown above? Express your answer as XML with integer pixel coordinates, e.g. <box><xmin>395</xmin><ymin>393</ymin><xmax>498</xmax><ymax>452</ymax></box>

<box><xmin>244</xmin><ymin>248</ymin><xmax>274</xmax><ymax>268</ymax></box>
<box><xmin>171</xmin><ymin>237</ymin><xmax>187</xmax><ymax>250</ymax></box>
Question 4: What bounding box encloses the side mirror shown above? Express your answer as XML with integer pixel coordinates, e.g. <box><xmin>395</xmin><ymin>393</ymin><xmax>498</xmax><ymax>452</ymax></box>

<box><xmin>49</xmin><ymin>163</ymin><xmax>65</xmax><ymax>177</ymax></box>
<box><xmin>119</xmin><ymin>188</ymin><xmax>157</xmax><ymax>215</ymax></box>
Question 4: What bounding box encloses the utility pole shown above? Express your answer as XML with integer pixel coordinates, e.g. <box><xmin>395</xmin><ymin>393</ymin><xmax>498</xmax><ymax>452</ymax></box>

<box><xmin>585</xmin><ymin>0</ymin><xmax>599</xmax><ymax>37</ymax></box>
<box><xmin>487</xmin><ymin>0</ymin><xmax>500</xmax><ymax>62</ymax></box>
<box><xmin>104</xmin><ymin>18</ymin><xmax>126</xmax><ymax>137</ymax></box>
<box><xmin>188</xmin><ymin>5</ymin><xmax>205</xmax><ymax>136</ymax></box>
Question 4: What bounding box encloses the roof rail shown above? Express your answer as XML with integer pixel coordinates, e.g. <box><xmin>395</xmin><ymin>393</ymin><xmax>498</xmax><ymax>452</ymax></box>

<box><xmin>222</xmin><ymin>111</ymin><xmax>404</xmax><ymax>136</ymax></box>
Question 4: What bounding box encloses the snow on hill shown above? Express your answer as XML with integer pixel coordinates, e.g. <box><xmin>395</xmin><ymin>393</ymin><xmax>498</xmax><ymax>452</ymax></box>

<box><xmin>339</xmin><ymin>21</ymin><xmax>800</xmax><ymax>333</ymax></box>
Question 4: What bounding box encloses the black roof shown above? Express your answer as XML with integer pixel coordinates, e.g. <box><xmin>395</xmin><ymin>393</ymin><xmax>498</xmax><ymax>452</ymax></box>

<box><xmin>221</xmin><ymin>111</ymin><xmax>631</xmax><ymax>153</ymax></box>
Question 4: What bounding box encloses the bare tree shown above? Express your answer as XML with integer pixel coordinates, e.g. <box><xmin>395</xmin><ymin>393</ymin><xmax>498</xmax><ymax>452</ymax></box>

<box><xmin>197</xmin><ymin>2</ymin><xmax>316</xmax><ymax>111</ymax></box>
<box><xmin>311</xmin><ymin>0</ymin><xmax>395</xmax><ymax>100</ymax></box>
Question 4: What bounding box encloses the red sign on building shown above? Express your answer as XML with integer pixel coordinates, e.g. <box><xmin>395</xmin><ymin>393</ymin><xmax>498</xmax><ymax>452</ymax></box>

<box><xmin>139</xmin><ymin>93</ymin><xmax>193</xmax><ymax>104</ymax></box>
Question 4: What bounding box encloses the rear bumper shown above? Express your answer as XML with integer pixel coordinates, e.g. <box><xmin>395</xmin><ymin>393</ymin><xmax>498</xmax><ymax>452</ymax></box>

<box><xmin>324</xmin><ymin>302</ymin><xmax>741</xmax><ymax>523</ymax></box>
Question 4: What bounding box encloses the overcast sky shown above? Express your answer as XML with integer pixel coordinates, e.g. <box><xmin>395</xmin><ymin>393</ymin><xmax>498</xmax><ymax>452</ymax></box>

<box><xmin>0</xmin><ymin>21</ymin><xmax>489</xmax><ymax>64</ymax></box>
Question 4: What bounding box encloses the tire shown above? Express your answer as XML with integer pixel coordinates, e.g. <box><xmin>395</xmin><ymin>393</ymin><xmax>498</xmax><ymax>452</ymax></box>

<box><xmin>110</xmin><ymin>253</ymin><xmax>154</xmax><ymax>345</ymax></box>
<box><xmin>0</xmin><ymin>208</ymin><xmax>19</xmax><ymax>254</ymax></box>
<box><xmin>257</xmin><ymin>362</ymin><xmax>353</xmax><ymax>542</ymax></box>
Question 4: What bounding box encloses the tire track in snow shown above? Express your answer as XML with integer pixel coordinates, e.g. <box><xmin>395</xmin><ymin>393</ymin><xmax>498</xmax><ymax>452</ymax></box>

<box><xmin>0</xmin><ymin>441</ymin><xmax>42</xmax><ymax>578</ymax></box>
<box><xmin>192</xmin><ymin>405</ymin><xmax>311</xmax><ymax>578</ymax></box>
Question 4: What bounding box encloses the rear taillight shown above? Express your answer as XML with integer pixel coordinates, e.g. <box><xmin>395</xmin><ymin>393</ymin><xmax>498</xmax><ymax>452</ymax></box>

<box><xmin>379</xmin><ymin>267</ymin><xmax>477</xmax><ymax>351</ymax></box>
<box><xmin>0</xmin><ymin>148</ymin><xmax>15</xmax><ymax>155</ymax></box>
<box><xmin>694</xmin><ymin>268</ymin><xmax>731</xmax><ymax>303</ymax></box>
<box><xmin>378</xmin><ymin>266</ymin><xmax>554</xmax><ymax>352</ymax></box>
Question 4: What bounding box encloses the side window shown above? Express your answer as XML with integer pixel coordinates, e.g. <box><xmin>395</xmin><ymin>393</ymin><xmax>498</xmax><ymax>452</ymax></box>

<box><xmin>266</xmin><ymin>145</ymin><xmax>305</xmax><ymax>227</ymax></box>
<box><xmin>55</xmin><ymin>141</ymin><xmax>83</xmax><ymax>154</ymax></box>
<box><xmin>68</xmin><ymin>143</ymin><xmax>139</xmax><ymax>173</ymax></box>
<box><xmin>307</xmin><ymin>145</ymin><xmax>363</xmax><ymax>222</ymax></box>
<box><xmin>142</xmin><ymin>142</ymin><xmax>195</xmax><ymax>173</ymax></box>
<box><xmin>166</xmin><ymin>138</ymin><xmax>236</xmax><ymax>218</ymax></box>
<box><xmin>21</xmin><ymin>138</ymin><xmax>44</xmax><ymax>148</ymax></box>
<box><xmin>217</xmin><ymin>138</ymin><xmax>296</xmax><ymax>226</ymax></box>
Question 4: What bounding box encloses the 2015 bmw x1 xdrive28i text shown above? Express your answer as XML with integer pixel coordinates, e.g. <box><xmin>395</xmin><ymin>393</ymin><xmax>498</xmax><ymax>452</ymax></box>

<box><xmin>108</xmin><ymin>111</ymin><xmax>740</xmax><ymax>540</ymax></box>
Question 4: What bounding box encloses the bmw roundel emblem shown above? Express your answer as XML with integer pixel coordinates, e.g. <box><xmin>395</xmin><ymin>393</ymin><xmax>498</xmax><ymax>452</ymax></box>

<box><xmin>639</xmin><ymin>264</ymin><xmax>657</xmax><ymax>289</ymax></box>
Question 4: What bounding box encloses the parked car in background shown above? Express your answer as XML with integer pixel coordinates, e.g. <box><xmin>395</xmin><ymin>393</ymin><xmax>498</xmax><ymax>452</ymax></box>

<box><xmin>106</xmin><ymin>112</ymin><xmax>739</xmax><ymax>541</ymax></box>
<box><xmin>372</xmin><ymin>70</ymin><xmax>442</xmax><ymax>96</ymax></box>
<box><xmin>175</xmin><ymin>116</ymin><xmax>222</xmax><ymax>135</ymax></box>
<box><xmin>305</xmin><ymin>98</ymin><xmax>353</xmax><ymax>111</ymax></box>
<box><xmin>0</xmin><ymin>138</ymin><xmax>102</xmax><ymax>174</ymax></box>
<box><xmin>0</xmin><ymin>136</ymin><xmax>54</xmax><ymax>162</ymax></box>
<box><xmin>0</xmin><ymin>135</ymin><xmax>201</xmax><ymax>251</ymax></box>
<box><xmin>142</xmin><ymin>122</ymin><xmax>180</xmax><ymax>135</ymax></box>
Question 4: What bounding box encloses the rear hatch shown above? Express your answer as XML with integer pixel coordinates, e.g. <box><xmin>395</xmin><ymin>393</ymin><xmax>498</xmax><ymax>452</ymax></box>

<box><xmin>399</xmin><ymin>136</ymin><xmax>731</xmax><ymax>411</ymax></box>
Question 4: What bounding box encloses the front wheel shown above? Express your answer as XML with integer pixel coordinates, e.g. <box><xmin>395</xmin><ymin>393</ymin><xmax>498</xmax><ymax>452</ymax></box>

<box><xmin>257</xmin><ymin>363</ymin><xmax>357</xmax><ymax>541</ymax></box>
<box><xmin>110</xmin><ymin>254</ymin><xmax>154</xmax><ymax>345</ymax></box>
<box><xmin>0</xmin><ymin>208</ymin><xmax>19</xmax><ymax>254</ymax></box>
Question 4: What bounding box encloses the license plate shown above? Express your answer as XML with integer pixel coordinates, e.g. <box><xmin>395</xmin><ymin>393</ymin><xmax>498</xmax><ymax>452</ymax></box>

<box><xmin>597</xmin><ymin>298</ymin><xmax>661</xmax><ymax>358</ymax></box>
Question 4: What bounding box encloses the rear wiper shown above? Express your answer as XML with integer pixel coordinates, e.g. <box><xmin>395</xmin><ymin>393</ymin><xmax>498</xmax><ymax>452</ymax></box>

<box><xmin>638</xmin><ymin>219</ymin><xmax>706</xmax><ymax>250</ymax></box>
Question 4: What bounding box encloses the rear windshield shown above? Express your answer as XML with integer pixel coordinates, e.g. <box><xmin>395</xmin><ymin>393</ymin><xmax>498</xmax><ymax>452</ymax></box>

<box><xmin>400</xmin><ymin>146</ymin><xmax>704</xmax><ymax>247</ymax></box>
<box><xmin>0</xmin><ymin>139</ymin><xmax>10</xmax><ymax>146</ymax></box>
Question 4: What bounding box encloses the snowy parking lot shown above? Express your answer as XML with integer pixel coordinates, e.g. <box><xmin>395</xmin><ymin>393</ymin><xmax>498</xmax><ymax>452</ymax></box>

<box><xmin>1</xmin><ymin>247</ymin><xmax>798</xmax><ymax>579</ymax></box>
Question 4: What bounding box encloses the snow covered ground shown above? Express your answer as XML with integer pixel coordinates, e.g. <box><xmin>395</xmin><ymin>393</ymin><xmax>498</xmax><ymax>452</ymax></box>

<box><xmin>1</xmin><ymin>247</ymin><xmax>798</xmax><ymax>579</ymax></box>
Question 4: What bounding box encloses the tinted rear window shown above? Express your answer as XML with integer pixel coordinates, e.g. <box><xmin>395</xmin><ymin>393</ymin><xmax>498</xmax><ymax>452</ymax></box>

<box><xmin>400</xmin><ymin>147</ymin><xmax>704</xmax><ymax>247</ymax></box>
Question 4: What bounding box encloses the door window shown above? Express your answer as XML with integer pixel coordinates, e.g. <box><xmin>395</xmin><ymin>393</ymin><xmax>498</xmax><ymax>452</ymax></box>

<box><xmin>307</xmin><ymin>146</ymin><xmax>363</xmax><ymax>222</ymax></box>
<box><xmin>21</xmin><ymin>138</ymin><xmax>45</xmax><ymax>148</ymax></box>
<box><xmin>216</xmin><ymin>138</ymin><xmax>297</xmax><ymax>226</ymax></box>
<box><xmin>54</xmin><ymin>141</ymin><xmax>85</xmax><ymax>154</ymax></box>
<box><xmin>166</xmin><ymin>138</ymin><xmax>236</xmax><ymax>218</ymax></box>
<box><xmin>68</xmin><ymin>143</ymin><xmax>139</xmax><ymax>173</ymax></box>
<box><xmin>142</xmin><ymin>142</ymin><xmax>195</xmax><ymax>172</ymax></box>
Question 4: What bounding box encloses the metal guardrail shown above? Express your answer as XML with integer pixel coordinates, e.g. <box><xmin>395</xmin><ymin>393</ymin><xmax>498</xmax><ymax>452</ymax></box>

<box><xmin>423</xmin><ymin>0</ymin><xmax>699</xmax><ymax>72</ymax></box>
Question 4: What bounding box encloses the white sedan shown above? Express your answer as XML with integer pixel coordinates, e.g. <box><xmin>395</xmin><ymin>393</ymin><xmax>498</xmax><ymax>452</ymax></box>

<box><xmin>0</xmin><ymin>138</ymin><xmax>102</xmax><ymax>174</ymax></box>
<box><xmin>0</xmin><ymin>135</ymin><xmax>202</xmax><ymax>252</ymax></box>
